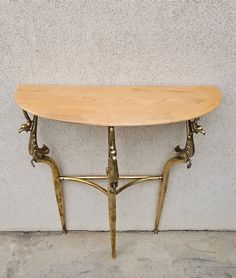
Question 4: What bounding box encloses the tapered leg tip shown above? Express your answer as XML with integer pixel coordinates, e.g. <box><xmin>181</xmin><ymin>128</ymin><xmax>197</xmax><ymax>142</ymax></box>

<box><xmin>154</xmin><ymin>229</ymin><xmax>159</xmax><ymax>234</ymax></box>
<box><xmin>112</xmin><ymin>251</ymin><xmax>116</xmax><ymax>260</ymax></box>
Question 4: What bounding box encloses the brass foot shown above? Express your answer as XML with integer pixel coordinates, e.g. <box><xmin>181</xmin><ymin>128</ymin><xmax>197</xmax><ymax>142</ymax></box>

<box><xmin>153</xmin><ymin>229</ymin><xmax>158</xmax><ymax>234</ymax></box>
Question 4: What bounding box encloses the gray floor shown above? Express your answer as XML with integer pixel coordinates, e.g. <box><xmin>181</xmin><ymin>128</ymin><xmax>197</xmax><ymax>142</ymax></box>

<box><xmin>0</xmin><ymin>231</ymin><xmax>235</xmax><ymax>278</ymax></box>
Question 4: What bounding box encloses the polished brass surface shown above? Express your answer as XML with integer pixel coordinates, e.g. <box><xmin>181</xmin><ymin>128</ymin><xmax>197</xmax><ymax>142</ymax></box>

<box><xmin>154</xmin><ymin>157</ymin><xmax>185</xmax><ymax>234</ymax></box>
<box><xmin>154</xmin><ymin>118</ymin><xmax>205</xmax><ymax>233</ymax></box>
<box><xmin>59</xmin><ymin>175</ymin><xmax>162</xmax><ymax>196</ymax></box>
<box><xmin>116</xmin><ymin>176</ymin><xmax>162</xmax><ymax>194</ymax></box>
<box><xmin>43</xmin><ymin>157</ymin><xmax>66</xmax><ymax>233</ymax></box>
<box><xmin>19</xmin><ymin>110</ymin><xmax>66</xmax><ymax>233</ymax></box>
<box><xmin>107</xmin><ymin>126</ymin><xmax>119</xmax><ymax>259</ymax></box>
<box><xmin>108</xmin><ymin>187</ymin><xmax>116</xmax><ymax>259</ymax></box>
<box><xmin>19</xmin><ymin>111</ymin><xmax>206</xmax><ymax>259</ymax></box>
<box><xmin>60</xmin><ymin>175</ymin><xmax>161</xmax><ymax>179</ymax></box>
<box><xmin>60</xmin><ymin>176</ymin><xmax>108</xmax><ymax>195</ymax></box>
<box><xmin>107</xmin><ymin>126</ymin><xmax>119</xmax><ymax>187</ymax></box>
<box><xmin>175</xmin><ymin>118</ymin><xmax>205</xmax><ymax>169</ymax></box>
<box><xmin>18</xmin><ymin>110</ymin><xmax>33</xmax><ymax>133</ymax></box>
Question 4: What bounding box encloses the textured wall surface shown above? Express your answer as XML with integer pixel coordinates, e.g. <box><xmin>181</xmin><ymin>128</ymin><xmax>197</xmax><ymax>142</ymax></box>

<box><xmin>0</xmin><ymin>0</ymin><xmax>235</xmax><ymax>231</ymax></box>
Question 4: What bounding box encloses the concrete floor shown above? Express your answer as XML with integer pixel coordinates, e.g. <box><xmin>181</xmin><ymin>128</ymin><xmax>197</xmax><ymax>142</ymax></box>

<box><xmin>0</xmin><ymin>232</ymin><xmax>235</xmax><ymax>278</ymax></box>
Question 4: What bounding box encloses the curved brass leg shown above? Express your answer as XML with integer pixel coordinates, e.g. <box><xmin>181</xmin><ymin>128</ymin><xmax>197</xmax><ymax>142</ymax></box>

<box><xmin>154</xmin><ymin>118</ymin><xmax>205</xmax><ymax>234</ymax></box>
<box><xmin>107</xmin><ymin>126</ymin><xmax>119</xmax><ymax>259</ymax></box>
<box><xmin>19</xmin><ymin>111</ymin><xmax>66</xmax><ymax>233</ymax></box>
<box><xmin>41</xmin><ymin>157</ymin><xmax>66</xmax><ymax>233</ymax></box>
<box><xmin>154</xmin><ymin>157</ymin><xmax>185</xmax><ymax>234</ymax></box>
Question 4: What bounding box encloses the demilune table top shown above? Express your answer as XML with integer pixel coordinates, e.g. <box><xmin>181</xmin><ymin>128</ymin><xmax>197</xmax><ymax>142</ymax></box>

<box><xmin>15</xmin><ymin>85</ymin><xmax>222</xmax><ymax>126</ymax></box>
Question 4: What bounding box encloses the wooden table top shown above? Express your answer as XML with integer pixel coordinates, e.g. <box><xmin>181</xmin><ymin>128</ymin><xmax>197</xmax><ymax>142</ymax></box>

<box><xmin>15</xmin><ymin>85</ymin><xmax>221</xmax><ymax>126</ymax></box>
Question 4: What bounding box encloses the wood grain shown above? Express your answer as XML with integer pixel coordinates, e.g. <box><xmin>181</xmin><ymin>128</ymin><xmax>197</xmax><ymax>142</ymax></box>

<box><xmin>15</xmin><ymin>85</ymin><xmax>222</xmax><ymax>126</ymax></box>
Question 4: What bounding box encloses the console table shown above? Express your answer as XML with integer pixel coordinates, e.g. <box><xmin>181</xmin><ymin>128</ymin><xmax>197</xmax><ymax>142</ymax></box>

<box><xmin>15</xmin><ymin>85</ymin><xmax>221</xmax><ymax>259</ymax></box>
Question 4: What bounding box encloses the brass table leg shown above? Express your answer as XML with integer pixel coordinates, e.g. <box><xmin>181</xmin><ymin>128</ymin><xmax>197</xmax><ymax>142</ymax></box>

<box><xmin>154</xmin><ymin>118</ymin><xmax>205</xmax><ymax>233</ymax></box>
<box><xmin>108</xmin><ymin>185</ymin><xmax>117</xmax><ymax>259</ymax></box>
<box><xmin>19</xmin><ymin>111</ymin><xmax>66</xmax><ymax>233</ymax></box>
<box><xmin>43</xmin><ymin>157</ymin><xmax>66</xmax><ymax>233</ymax></box>
<box><xmin>107</xmin><ymin>126</ymin><xmax>119</xmax><ymax>259</ymax></box>
<box><xmin>154</xmin><ymin>157</ymin><xmax>185</xmax><ymax>234</ymax></box>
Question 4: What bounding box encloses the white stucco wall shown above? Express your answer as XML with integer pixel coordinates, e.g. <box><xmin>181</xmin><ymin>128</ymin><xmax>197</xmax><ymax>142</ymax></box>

<box><xmin>0</xmin><ymin>0</ymin><xmax>235</xmax><ymax>231</ymax></box>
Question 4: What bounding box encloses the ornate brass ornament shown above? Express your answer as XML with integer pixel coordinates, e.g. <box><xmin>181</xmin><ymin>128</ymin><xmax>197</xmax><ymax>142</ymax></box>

<box><xmin>175</xmin><ymin>118</ymin><xmax>205</xmax><ymax>169</ymax></box>
<box><xmin>19</xmin><ymin>111</ymin><xmax>205</xmax><ymax>258</ymax></box>
<box><xmin>107</xmin><ymin>126</ymin><xmax>119</xmax><ymax>259</ymax></box>
<box><xmin>154</xmin><ymin>118</ymin><xmax>205</xmax><ymax>234</ymax></box>
<box><xmin>19</xmin><ymin>110</ymin><xmax>66</xmax><ymax>233</ymax></box>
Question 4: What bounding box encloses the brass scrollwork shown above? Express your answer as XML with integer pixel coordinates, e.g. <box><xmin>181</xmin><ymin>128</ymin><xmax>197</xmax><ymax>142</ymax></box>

<box><xmin>18</xmin><ymin>110</ymin><xmax>33</xmax><ymax>133</ymax></box>
<box><xmin>175</xmin><ymin>118</ymin><xmax>205</xmax><ymax>169</ymax></box>
<box><xmin>19</xmin><ymin>110</ymin><xmax>66</xmax><ymax>233</ymax></box>
<box><xmin>107</xmin><ymin>126</ymin><xmax>119</xmax><ymax>192</ymax></box>
<box><xmin>19</xmin><ymin>111</ymin><xmax>49</xmax><ymax>167</ymax></box>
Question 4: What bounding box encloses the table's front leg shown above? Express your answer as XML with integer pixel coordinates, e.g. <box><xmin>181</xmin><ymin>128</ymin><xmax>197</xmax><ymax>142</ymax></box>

<box><xmin>107</xmin><ymin>126</ymin><xmax>119</xmax><ymax>259</ymax></box>
<box><xmin>154</xmin><ymin>118</ymin><xmax>205</xmax><ymax>233</ymax></box>
<box><xmin>19</xmin><ymin>110</ymin><xmax>66</xmax><ymax>233</ymax></box>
